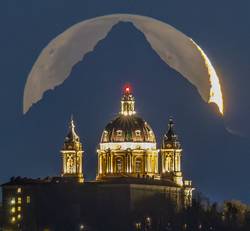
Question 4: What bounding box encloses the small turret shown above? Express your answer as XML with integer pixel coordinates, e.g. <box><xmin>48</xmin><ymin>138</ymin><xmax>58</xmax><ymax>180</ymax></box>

<box><xmin>63</xmin><ymin>115</ymin><xmax>81</xmax><ymax>150</ymax></box>
<box><xmin>162</xmin><ymin>118</ymin><xmax>181</xmax><ymax>149</ymax></box>
<box><xmin>61</xmin><ymin>116</ymin><xmax>84</xmax><ymax>183</ymax></box>
<box><xmin>161</xmin><ymin>117</ymin><xmax>183</xmax><ymax>186</ymax></box>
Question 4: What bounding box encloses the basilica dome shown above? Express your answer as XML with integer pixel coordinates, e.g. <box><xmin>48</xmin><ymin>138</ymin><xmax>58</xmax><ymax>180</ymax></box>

<box><xmin>97</xmin><ymin>86</ymin><xmax>159</xmax><ymax>180</ymax></box>
<box><xmin>101</xmin><ymin>115</ymin><xmax>156</xmax><ymax>143</ymax></box>
<box><xmin>100</xmin><ymin>86</ymin><xmax>156</xmax><ymax>144</ymax></box>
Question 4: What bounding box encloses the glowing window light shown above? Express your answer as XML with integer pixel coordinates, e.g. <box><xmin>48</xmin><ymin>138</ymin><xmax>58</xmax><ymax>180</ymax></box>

<box><xmin>100</xmin><ymin>142</ymin><xmax>157</xmax><ymax>150</ymax></box>
<box><xmin>17</xmin><ymin>214</ymin><xmax>21</xmax><ymax>220</ymax></box>
<box><xmin>11</xmin><ymin>207</ymin><xmax>15</xmax><ymax>213</ymax></box>
<box><xmin>135</xmin><ymin>130</ymin><xmax>141</xmax><ymax>136</ymax></box>
<box><xmin>116</xmin><ymin>130</ymin><xmax>123</xmax><ymax>136</ymax></box>
<box><xmin>135</xmin><ymin>159</ymin><xmax>142</xmax><ymax>173</ymax></box>
<box><xmin>17</xmin><ymin>206</ymin><xmax>21</xmax><ymax>212</ymax></box>
<box><xmin>26</xmin><ymin>196</ymin><xmax>31</xmax><ymax>204</ymax></box>
<box><xmin>135</xmin><ymin>222</ymin><xmax>141</xmax><ymax>230</ymax></box>
<box><xmin>17</xmin><ymin>187</ymin><xmax>22</xmax><ymax>193</ymax></box>
<box><xmin>11</xmin><ymin>216</ymin><xmax>16</xmax><ymax>223</ymax></box>
<box><xmin>17</xmin><ymin>197</ymin><xmax>22</xmax><ymax>204</ymax></box>
<box><xmin>116</xmin><ymin>158</ymin><xmax>123</xmax><ymax>173</ymax></box>
<box><xmin>10</xmin><ymin>198</ymin><xmax>15</xmax><ymax>205</ymax></box>
<box><xmin>146</xmin><ymin>217</ymin><xmax>151</xmax><ymax>225</ymax></box>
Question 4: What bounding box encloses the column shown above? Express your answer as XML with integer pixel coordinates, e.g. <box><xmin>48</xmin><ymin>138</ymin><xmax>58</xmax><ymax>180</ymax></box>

<box><xmin>171</xmin><ymin>152</ymin><xmax>174</xmax><ymax>172</ymax></box>
<box><xmin>110</xmin><ymin>154</ymin><xmax>113</xmax><ymax>173</ymax></box>
<box><xmin>79</xmin><ymin>152</ymin><xmax>82</xmax><ymax>174</ymax></box>
<box><xmin>155</xmin><ymin>152</ymin><xmax>158</xmax><ymax>173</ymax></box>
<box><xmin>176</xmin><ymin>153</ymin><xmax>180</xmax><ymax>172</ymax></box>
<box><xmin>108</xmin><ymin>153</ymin><xmax>111</xmax><ymax>173</ymax></box>
<box><xmin>99</xmin><ymin>154</ymin><xmax>102</xmax><ymax>174</ymax></box>
<box><xmin>166</xmin><ymin>156</ymin><xmax>170</xmax><ymax>172</ymax></box>
<box><xmin>178</xmin><ymin>153</ymin><xmax>181</xmax><ymax>172</ymax></box>
<box><xmin>144</xmin><ymin>152</ymin><xmax>147</xmax><ymax>173</ymax></box>
<box><xmin>126</xmin><ymin>153</ymin><xmax>129</xmax><ymax>173</ymax></box>
<box><xmin>130</xmin><ymin>154</ymin><xmax>133</xmax><ymax>173</ymax></box>
<box><xmin>106</xmin><ymin>153</ymin><xmax>109</xmax><ymax>173</ymax></box>
<box><xmin>148</xmin><ymin>154</ymin><xmax>152</xmax><ymax>173</ymax></box>
<box><xmin>162</xmin><ymin>152</ymin><xmax>165</xmax><ymax>173</ymax></box>
<box><xmin>74</xmin><ymin>152</ymin><xmax>77</xmax><ymax>174</ymax></box>
<box><xmin>62</xmin><ymin>153</ymin><xmax>66</xmax><ymax>174</ymax></box>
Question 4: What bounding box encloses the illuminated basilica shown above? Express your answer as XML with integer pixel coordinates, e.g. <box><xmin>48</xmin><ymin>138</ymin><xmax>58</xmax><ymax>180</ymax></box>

<box><xmin>2</xmin><ymin>85</ymin><xmax>194</xmax><ymax>231</ymax></box>
<box><xmin>96</xmin><ymin>86</ymin><xmax>184</xmax><ymax>185</ymax></box>
<box><xmin>61</xmin><ymin>86</ymin><xmax>192</xmax><ymax>195</ymax></box>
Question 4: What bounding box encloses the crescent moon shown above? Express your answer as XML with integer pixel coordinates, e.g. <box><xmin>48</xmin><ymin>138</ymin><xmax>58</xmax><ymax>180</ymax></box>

<box><xmin>23</xmin><ymin>14</ymin><xmax>223</xmax><ymax>114</ymax></box>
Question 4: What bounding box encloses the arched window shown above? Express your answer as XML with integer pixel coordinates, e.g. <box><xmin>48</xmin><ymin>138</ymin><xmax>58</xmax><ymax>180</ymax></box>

<box><xmin>165</xmin><ymin>156</ymin><xmax>172</xmax><ymax>172</ymax></box>
<box><xmin>66</xmin><ymin>154</ymin><xmax>75</xmax><ymax>174</ymax></box>
<box><xmin>116</xmin><ymin>158</ymin><xmax>123</xmax><ymax>173</ymax></box>
<box><xmin>116</xmin><ymin>130</ymin><xmax>123</xmax><ymax>136</ymax></box>
<box><xmin>135</xmin><ymin>158</ymin><xmax>142</xmax><ymax>173</ymax></box>
<box><xmin>102</xmin><ymin>130</ymin><xmax>108</xmax><ymax>142</ymax></box>
<box><xmin>135</xmin><ymin>130</ymin><xmax>141</xmax><ymax>136</ymax></box>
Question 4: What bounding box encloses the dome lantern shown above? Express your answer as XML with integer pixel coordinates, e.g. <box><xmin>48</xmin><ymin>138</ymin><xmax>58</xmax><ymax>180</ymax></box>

<box><xmin>120</xmin><ymin>85</ymin><xmax>136</xmax><ymax>116</ymax></box>
<box><xmin>99</xmin><ymin>86</ymin><xmax>156</xmax><ymax>144</ymax></box>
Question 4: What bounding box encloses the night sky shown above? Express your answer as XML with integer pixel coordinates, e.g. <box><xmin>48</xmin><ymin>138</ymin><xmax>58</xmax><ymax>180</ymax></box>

<box><xmin>1</xmin><ymin>1</ymin><xmax>250</xmax><ymax>203</ymax></box>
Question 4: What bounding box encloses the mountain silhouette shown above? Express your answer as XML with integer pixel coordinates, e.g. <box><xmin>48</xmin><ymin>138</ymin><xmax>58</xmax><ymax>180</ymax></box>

<box><xmin>14</xmin><ymin>22</ymin><xmax>250</xmax><ymax>203</ymax></box>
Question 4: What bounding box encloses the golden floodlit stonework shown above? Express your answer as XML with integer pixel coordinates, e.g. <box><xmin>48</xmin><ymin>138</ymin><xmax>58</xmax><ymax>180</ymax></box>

<box><xmin>59</xmin><ymin>86</ymin><xmax>194</xmax><ymax>207</ymax></box>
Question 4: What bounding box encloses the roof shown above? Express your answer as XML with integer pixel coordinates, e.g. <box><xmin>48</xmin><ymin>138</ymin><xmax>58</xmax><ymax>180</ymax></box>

<box><xmin>2</xmin><ymin>176</ymin><xmax>180</xmax><ymax>188</ymax></box>
<box><xmin>96</xmin><ymin>176</ymin><xmax>181</xmax><ymax>188</ymax></box>
<box><xmin>162</xmin><ymin>118</ymin><xmax>181</xmax><ymax>149</ymax></box>
<box><xmin>101</xmin><ymin>115</ymin><xmax>156</xmax><ymax>143</ymax></box>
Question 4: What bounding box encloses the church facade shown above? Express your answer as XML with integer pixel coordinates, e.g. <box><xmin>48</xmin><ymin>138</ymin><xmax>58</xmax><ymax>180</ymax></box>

<box><xmin>1</xmin><ymin>86</ymin><xmax>193</xmax><ymax>231</ymax></box>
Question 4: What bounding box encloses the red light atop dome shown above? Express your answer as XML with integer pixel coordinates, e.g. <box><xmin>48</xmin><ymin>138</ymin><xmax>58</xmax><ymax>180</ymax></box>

<box><xmin>124</xmin><ymin>84</ymin><xmax>132</xmax><ymax>94</ymax></box>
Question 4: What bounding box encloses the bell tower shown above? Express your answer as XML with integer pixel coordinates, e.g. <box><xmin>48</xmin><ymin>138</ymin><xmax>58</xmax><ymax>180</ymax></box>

<box><xmin>160</xmin><ymin>118</ymin><xmax>183</xmax><ymax>186</ymax></box>
<box><xmin>61</xmin><ymin>116</ymin><xmax>84</xmax><ymax>183</ymax></box>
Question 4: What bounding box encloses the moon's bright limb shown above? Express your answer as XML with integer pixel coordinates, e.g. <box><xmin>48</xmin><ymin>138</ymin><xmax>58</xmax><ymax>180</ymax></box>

<box><xmin>23</xmin><ymin>14</ymin><xmax>224</xmax><ymax>114</ymax></box>
<box><xmin>191</xmin><ymin>40</ymin><xmax>223</xmax><ymax>114</ymax></box>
